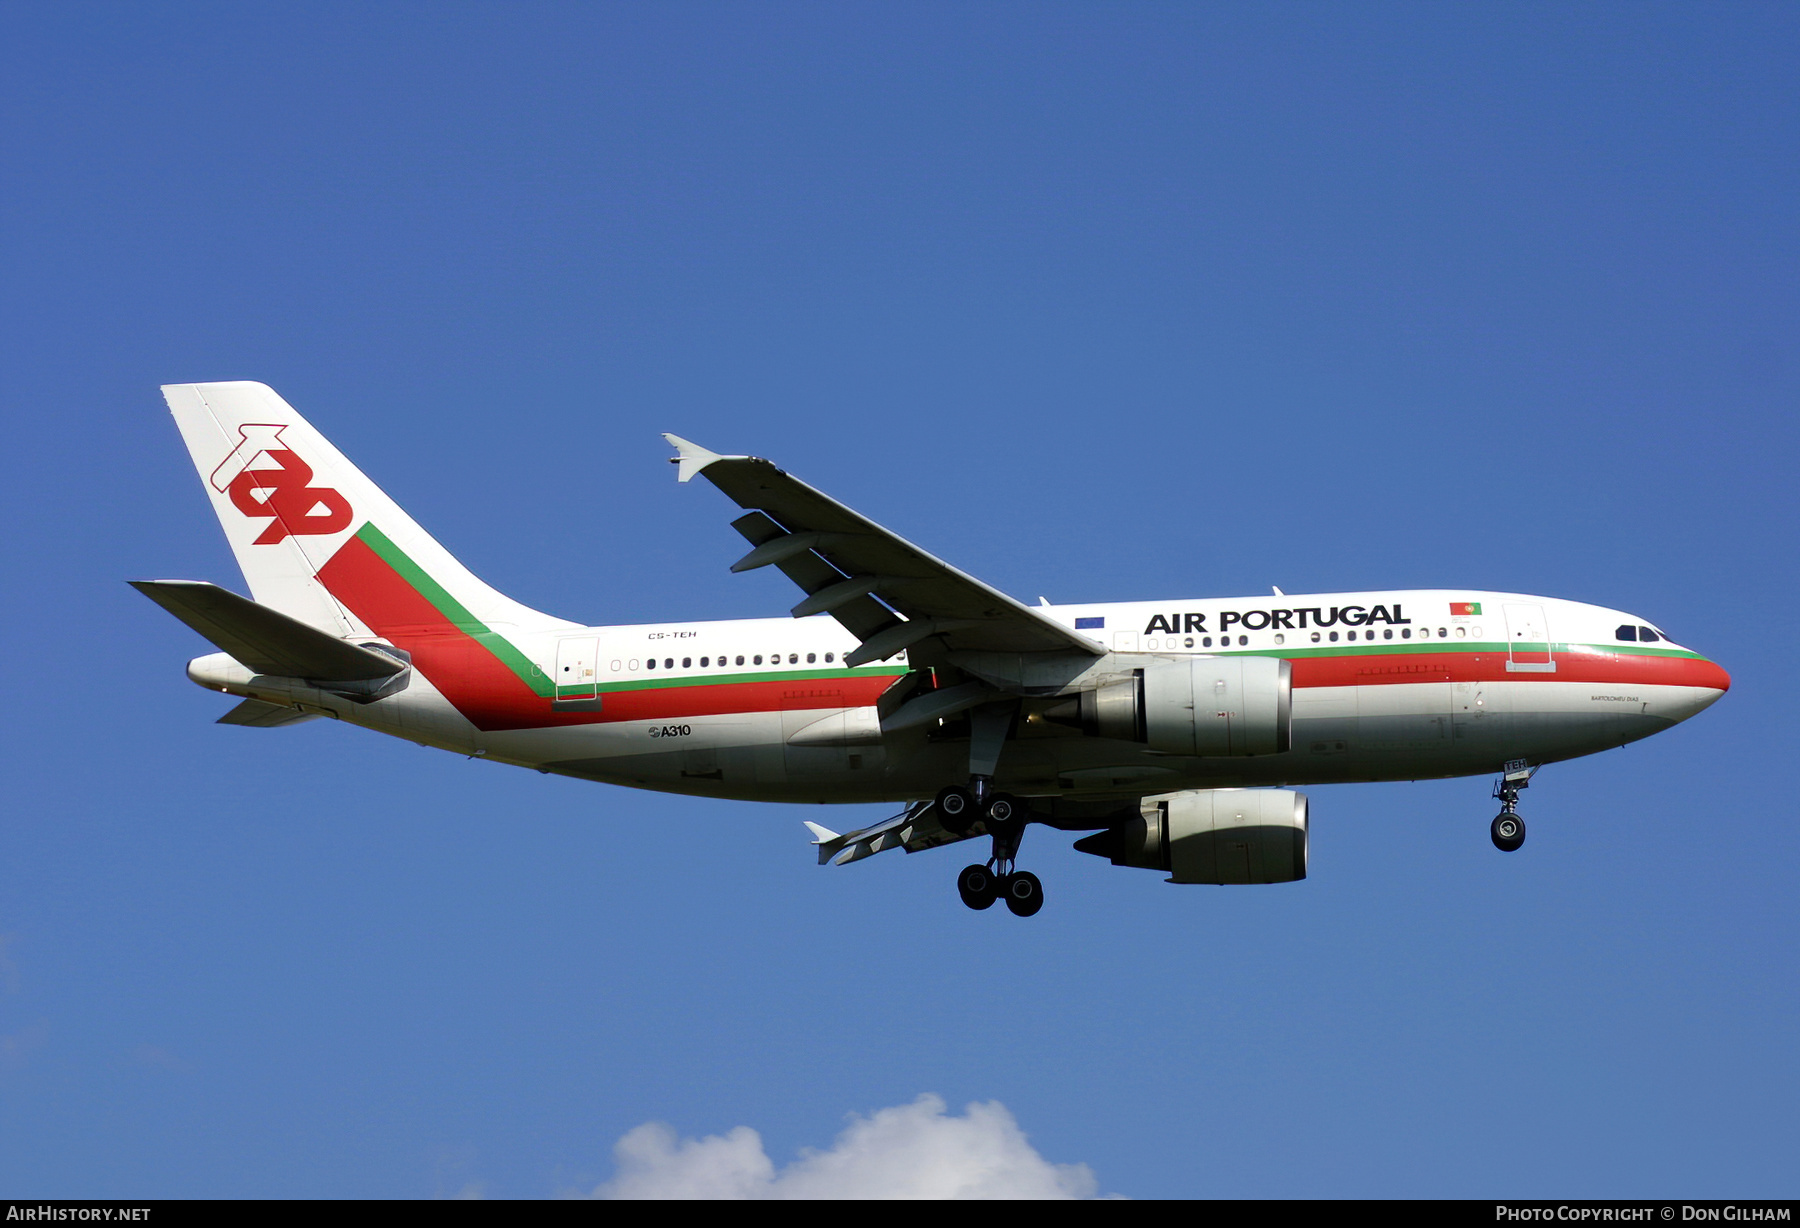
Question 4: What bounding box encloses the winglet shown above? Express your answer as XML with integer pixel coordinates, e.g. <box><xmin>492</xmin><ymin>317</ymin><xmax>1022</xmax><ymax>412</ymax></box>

<box><xmin>805</xmin><ymin>820</ymin><xmax>846</xmax><ymax>866</ymax></box>
<box><xmin>662</xmin><ymin>434</ymin><xmax>734</xmax><ymax>483</ymax></box>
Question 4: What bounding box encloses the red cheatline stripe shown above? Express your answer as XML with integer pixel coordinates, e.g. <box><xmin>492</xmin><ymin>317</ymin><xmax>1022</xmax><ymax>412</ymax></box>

<box><xmin>315</xmin><ymin>534</ymin><xmax>897</xmax><ymax>732</ymax></box>
<box><xmin>316</xmin><ymin>534</ymin><xmax>1730</xmax><ymax>730</ymax></box>
<box><xmin>1291</xmin><ymin>651</ymin><xmax>1729</xmax><ymax>691</ymax></box>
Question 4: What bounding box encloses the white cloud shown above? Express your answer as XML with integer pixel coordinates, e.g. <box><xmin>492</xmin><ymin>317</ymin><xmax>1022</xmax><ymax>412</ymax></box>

<box><xmin>587</xmin><ymin>1094</ymin><xmax>1102</xmax><ymax>1200</ymax></box>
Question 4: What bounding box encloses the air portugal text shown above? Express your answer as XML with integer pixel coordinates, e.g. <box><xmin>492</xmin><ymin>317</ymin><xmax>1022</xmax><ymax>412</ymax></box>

<box><xmin>1144</xmin><ymin>604</ymin><xmax>1412</xmax><ymax>635</ymax></box>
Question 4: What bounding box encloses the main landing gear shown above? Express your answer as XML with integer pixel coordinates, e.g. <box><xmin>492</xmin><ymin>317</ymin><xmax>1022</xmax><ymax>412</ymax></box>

<box><xmin>938</xmin><ymin>783</ymin><xmax>1043</xmax><ymax>917</ymax></box>
<box><xmin>939</xmin><ymin>701</ymin><xmax>1044</xmax><ymax>916</ymax></box>
<box><xmin>1490</xmin><ymin>760</ymin><xmax>1537</xmax><ymax>852</ymax></box>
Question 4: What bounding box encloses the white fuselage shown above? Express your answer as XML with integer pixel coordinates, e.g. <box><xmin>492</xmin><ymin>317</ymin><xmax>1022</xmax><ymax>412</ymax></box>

<box><xmin>188</xmin><ymin>588</ymin><xmax>1729</xmax><ymax>809</ymax></box>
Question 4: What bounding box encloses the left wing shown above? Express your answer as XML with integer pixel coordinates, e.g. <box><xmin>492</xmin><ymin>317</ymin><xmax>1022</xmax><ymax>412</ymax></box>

<box><xmin>664</xmin><ymin>436</ymin><xmax>1104</xmax><ymax>666</ymax></box>
<box><xmin>805</xmin><ymin>803</ymin><xmax>974</xmax><ymax>866</ymax></box>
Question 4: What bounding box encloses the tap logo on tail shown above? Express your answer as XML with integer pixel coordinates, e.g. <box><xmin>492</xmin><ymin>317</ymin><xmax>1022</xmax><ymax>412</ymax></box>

<box><xmin>210</xmin><ymin>424</ymin><xmax>352</xmax><ymax>545</ymax></box>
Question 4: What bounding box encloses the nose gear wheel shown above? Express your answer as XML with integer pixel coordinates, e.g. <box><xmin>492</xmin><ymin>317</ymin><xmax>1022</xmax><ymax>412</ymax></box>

<box><xmin>1489</xmin><ymin>761</ymin><xmax>1536</xmax><ymax>852</ymax></box>
<box><xmin>1491</xmin><ymin>813</ymin><xmax>1526</xmax><ymax>852</ymax></box>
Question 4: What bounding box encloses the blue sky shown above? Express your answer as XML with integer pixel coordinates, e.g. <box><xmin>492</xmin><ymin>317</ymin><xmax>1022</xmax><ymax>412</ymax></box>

<box><xmin>1</xmin><ymin>2</ymin><xmax>1794</xmax><ymax>1197</ymax></box>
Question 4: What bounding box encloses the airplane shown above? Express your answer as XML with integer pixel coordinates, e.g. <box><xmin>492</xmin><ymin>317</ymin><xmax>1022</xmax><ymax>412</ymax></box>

<box><xmin>135</xmin><ymin>382</ymin><xmax>1731</xmax><ymax>916</ymax></box>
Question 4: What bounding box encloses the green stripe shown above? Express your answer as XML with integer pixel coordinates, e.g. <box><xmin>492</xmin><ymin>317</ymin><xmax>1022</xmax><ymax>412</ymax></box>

<box><xmin>352</xmin><ymin>521</ymin><xmax>1703</xmax><ymax>694</ymax></box>
<box><xmin>357</xmin><ymin>522</ymin><xmax>556</xmax><ymax>697</ymax></box>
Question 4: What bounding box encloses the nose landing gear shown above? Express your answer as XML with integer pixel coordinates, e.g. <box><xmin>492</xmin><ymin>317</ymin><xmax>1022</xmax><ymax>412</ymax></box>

<box><xmin>1490</xmin><ymin>760</ymin><xmax>1537</xmax><ymax>852</ymax></box>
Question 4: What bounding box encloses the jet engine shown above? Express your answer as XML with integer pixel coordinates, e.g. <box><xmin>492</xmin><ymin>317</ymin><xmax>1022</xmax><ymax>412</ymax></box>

<box><xmin>1045</xmin><ymin>655</ymin><xmax>1291</xmax><ymax>756</ymax></box>
<box><xmin>1073</xmin><ymin>789</ymin><xmax>1308</xmax><ymax>884</ymax></box>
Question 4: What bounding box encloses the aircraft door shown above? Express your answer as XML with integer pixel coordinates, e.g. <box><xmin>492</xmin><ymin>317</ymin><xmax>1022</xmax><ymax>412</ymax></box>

<box><xmin>554</xmin><ymin>636</ymin><xmax>602</xmax><ymax>710</ymax></box>
<box><xmin>1503</xmin><ymin>603</ymin><xmax>1556</xmax><ymax>672</ymax></box>
<box><xmin>1452</xmin><ymin>680</ymin><xmax>1488</xmax><ymax>742</ymax></box>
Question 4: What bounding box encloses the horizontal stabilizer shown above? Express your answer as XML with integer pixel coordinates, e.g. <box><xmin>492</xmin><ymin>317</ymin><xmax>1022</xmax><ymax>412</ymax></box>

<box><xmin>216</xmin><ymin>699</ymin><xmax>321</xmax><ymax>727</ymax></box>
<box><xmin>131</xmin><ymin>580</ymin><xmax>404</xmax><ymax>680</ymax></box>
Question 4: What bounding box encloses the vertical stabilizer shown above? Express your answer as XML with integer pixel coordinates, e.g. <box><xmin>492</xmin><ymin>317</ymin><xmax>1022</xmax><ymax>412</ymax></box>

<box><xmin>162</xmin><ymin>382</ymin><xmax>570</xmax><ymax>638</ymax></box>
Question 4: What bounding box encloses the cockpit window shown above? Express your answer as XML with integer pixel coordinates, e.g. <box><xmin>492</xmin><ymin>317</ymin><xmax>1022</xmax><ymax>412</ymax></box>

<box><xmin>1638</xmin><ymin>626</ymin><xmax>1660</xmax><ymax>643</ymax></box>
<box><xmin>1615</xmin><ymin>625</ymin><xmax>1638</xmax><ymax>642</ymax></box>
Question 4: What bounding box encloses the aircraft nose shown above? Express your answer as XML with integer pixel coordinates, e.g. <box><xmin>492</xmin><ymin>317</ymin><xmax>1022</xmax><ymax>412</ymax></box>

<box><xmin>1697</xmin><ymin>657</ymin><xmax>1732</xmax><ymax>694</ymax></box>
<box><xmin>1661</xmin><ymin>653</ymin><xmax>1730</xmax><ymax>723</ymax></box>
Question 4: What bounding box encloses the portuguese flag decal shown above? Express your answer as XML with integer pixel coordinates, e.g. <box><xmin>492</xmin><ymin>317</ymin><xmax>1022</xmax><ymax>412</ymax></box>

<box><xmin>1450</xmin><ymin>601</ymin><xmax>1482</xmax><ymax>616</ymax></box>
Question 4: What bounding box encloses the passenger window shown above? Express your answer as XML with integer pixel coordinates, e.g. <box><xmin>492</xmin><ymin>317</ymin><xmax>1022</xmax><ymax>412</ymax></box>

<box><xmin>1616</xmin><ymin>625</ymin><xmax>1637</xmax><ymax>642</ymax></box>
<box><xmin>1438</xmin><ymin>628</ymin><xmax>1448</xmax><ymax>638</ymax></box>
<box><xmin>1273</xmin><ymin>634</ymin><xmax>1285</xmax><ymax>646</ymax></box>
<box><xmin>1310</xmin><ymin>632</ymin><xmax>1321</xmax><ymax>643</ymax></box>
<box><xmin>665</xmin><ymin>658</ymin><xmax>674</xmax><ymax>669</ymax></box>
<box><xmin>629</xmin><ymin>659</ymin><xmax>639</xmax><ymax>671</ymax></box>
<box><xmin>1238</xmin><ymin>635</ymin><xmax>1247</xmax><ymax>646</ymax></box>
<box><xmin>753</xmin><ymin>655</ymin><xmax>762</xmax><ymax>665</ymax></box>
<box><xmin>826</xmin><ymin>652</ymin><xmax>835</xmax><ymax>662</ymax></box>
<box><xmin>736</xmin><ymin>655</ymin><xmax>745</xmax><ymax>666</ymax></box>
<box><xmin>1329</xmin><ymin>632</ymin><xmax>1339</xmax><ymax>642</ymax></box>
<box><xmin>646</xmin><ymin>658</ymin><xmax>657</xmax><ymax>670</ymax></box>
<box><xmin>611</xmin><ymin>660</ymin><xmax>621</xmax><ymax>670</ymax></box>
<box><xmin>1184</xmin><ymin>637</ymin><xmax>1194</xmax><ymax>647</ymax></box>
<box><xmin>1202</xmin><ymin>636</ymin><xmax>1212</xmax><ymax>647</ymax></box>
<box><xmin>1400</xmin><ymin>628</ymin><xmax>1411</xmax><ymax>640</ymax></box>
<box><xmin>1639</xmin><ymin>626</ymin><xmax>1659</xmax><ymax>643</ymax></box>
<box><xmin>1383</xmin><ymin>629</ymin><xmax>1393</xmax><ymax>640</ymax></box>
<box><xmin>807</xmin><ymin>653</ymin><xmax>816</xmax><ymax>664</ymax></box>
<box><xmin>1455</xmin><ymin>627</ymin><xmax>1466</xmax><ymax>639</ymax></box>
<box><xmin>789</xmin><ymin>653</ymin><xmax>799</xmax><ymax>664</ymax></box>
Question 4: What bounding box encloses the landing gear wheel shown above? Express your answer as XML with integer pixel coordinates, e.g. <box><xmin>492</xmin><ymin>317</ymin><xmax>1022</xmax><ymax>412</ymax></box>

<box><xmin>983</xmin><ymin>793</ymin><xmax>1020</xmax><ymax>826</ymax></box>
<box><xmin>1002</xmin><ymin>870</ymin><xmax>1044</xmax><ymax>917</ymax></box>
<box><xmin>1491</xmin><ymin>812</ymin><xmax>1526</xmax><ymax>852</ymax></box>
<box><xmin>957</xmin><ymin>863</ymin><xmax>998</xmax><ymax>910</ymax></box>
<box><xmin>936</xmin><ymin>785</ymin><xmax>977</xmax><ymax>836</ymax></box>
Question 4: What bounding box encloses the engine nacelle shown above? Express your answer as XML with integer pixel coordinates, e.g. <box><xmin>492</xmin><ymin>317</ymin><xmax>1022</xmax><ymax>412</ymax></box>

<box><xmin>1049</xmin><ymin>655</ymin><xmax>1292</xmax><ymax>756</ymax></box>
<box><xmin>1073</xmin><ymin>789</ymin><xmax>1308</xmax><ymax>884</ymax></box>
